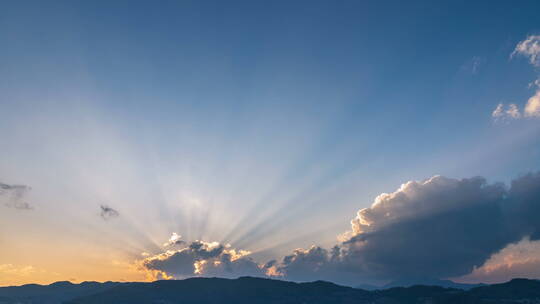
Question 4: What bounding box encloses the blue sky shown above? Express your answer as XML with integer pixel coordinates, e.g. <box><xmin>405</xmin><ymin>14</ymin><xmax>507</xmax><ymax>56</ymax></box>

<box><xmin>1</xmin><ymin>0</ymin><xmax>540</xmax><ymax>286</ymax></box>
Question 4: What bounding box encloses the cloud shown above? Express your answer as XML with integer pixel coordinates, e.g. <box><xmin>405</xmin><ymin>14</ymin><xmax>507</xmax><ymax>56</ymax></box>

<box><xmin>100</xmin><ymin>205</ymin><xmax>120</xmax><ymax>220</ymax></box>
<box><xmin>458</xmin><ymin>238</ymin><xmax>540</xmax><ymax>284</ymax></box>
<box><xmin>493</xmin><ymin>35</ymin><xmax>540</xmax><ymax>120</ymax></box>
<box><xmin>492</xmin><ymin>103</ymin><xmax>521</xmax><ymax>121</ymax></box>
<box><xmin>512</xmin><ymin>35</ymin><xmax>540</xmax><ymax>67</ymax></box>
<box><xmin>0</xmin><ymin>182</ymin><xmax>32</xmax><ymax>209</ymax></box>
<box><xmin>343</xmin><ymin>176</ymin><xmax>511</xmax><ymax>280</ymax></box>
<box><xmin>274</xmin><ymin>245</ymin><xmax>366</xmax><ymax>286</ymax></box>
<box><xmin>163</xmin><ymin>232</ymin><xmax>185</xmax><ymax>247</ymax></box>
<box><xmin>524</xmin><ymin>89</ymin><xmax>540</xmax><ymax>117</ymax></box>
<box><xmin>275</xmin><ymin>173</ymin><xmax>540</xmax><ymax>285</ymax></box>
<box><xmin>506</xmin><ymin>172</ymin><xmax>540</xmax><ymax>240</ymax></box>
<box><xmin>139</xmin><ymin>173</ymin><xmax>540</xmax><ymax>286</ymax></box>
<box><xmin>0</xmin><ymin>264</ymin><xmax>57</xmax><ymax>286</ymax></box>
<box><xmin>0</xmin><ymin>264</ymin><xmax>37</xmax><ymax>277</ymax></box>
<box><xmin>142</xmin><ymin>234</ymin><xmax>267</xmax><ymax>279</ymax></box>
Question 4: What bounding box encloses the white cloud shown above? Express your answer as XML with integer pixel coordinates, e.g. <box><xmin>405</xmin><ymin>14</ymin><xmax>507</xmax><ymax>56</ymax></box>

<box><xmin>524</xmin><ymin>89</ymin><xmax>540</xmax><ymax>117</ymax></box>
<box><xmin>492</xmin><ymin>35</ymin><xmax>540</xmax><ymax>120</ymax></box>
<box><xmin>492</xmin><ymin>103</ymin><xmax>522</xmax><ymax>121</ymax></box>
<box><xmin>163</xmin><ymin>232</ymin><xmax>185</xmax><ymax>247</ymax></box>
<box><xmin>512</xmin><ymin>35</ymin><xmax>540</xmax><ymax>67</ymax></box>
<box><xmin>492</xmin><ymin>103</ymin><xmax>504</xmax><ymax>118</ymax></box>
<box><xmin>506</xmin><ymin>103</ymin><xmax>522</xmax><ymax>119</ymax></box>
<box><xmin>350</xmin><ymin>175</ymin><xmax>500</xmax><ymax>235</ymax></box>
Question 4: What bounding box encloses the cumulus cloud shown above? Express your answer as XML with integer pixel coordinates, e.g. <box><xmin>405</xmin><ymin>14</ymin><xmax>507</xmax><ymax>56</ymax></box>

<box><xmin>138</xmin><ymin>173</ymin><xmax>540</xmax><ymax>286</ymax></box>
<box><xmin>0</xmin><ymin>182</ymin><xmax>32</xmax><ymax>209</ymax></box>
<box><xmin>142</xmin><ymin>234</ymin><xmax>267</xmax><ymax>280</ymax></box>
<box><xmin>276</xmin><ymin>173</ymin><xmax>540</xmax><ymax>285</ymax></box>
<box><xmin>343</xmin><ymin>176</ymin><xmax>511</xmax><ymax>279</ymax></box>
<box><xmin>100</xmin><ymin>205</ymin><xmax>120</xmax><ymax>220</ymax></box>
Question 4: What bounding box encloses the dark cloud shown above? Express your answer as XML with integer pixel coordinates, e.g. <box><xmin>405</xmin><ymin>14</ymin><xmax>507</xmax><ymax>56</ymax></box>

<box><xmin>506</xmin><ymin>172</ymin><xmax>540</xmax><ymax>240</ymax></box>
<box><xmin>276</xmin><ymin>245</ymin><xmax>361</xmax><ymax>285</ymax></box>
<box><xmin>0</xmin><ymin>182</ymin><xmax>32</xmax><ymax>209</ymax></box>
<box><xmin>100</xmin><ymin>205</ymin><xmax>120</xmax><ymax>220</ymax></box>
<box><xmin>275</xmin><ymin>174</ymin><xmax>540</xmax><ymax>285</ymax></box>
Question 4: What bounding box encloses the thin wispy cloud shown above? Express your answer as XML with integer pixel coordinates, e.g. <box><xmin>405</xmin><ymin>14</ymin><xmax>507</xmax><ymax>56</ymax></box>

<box><xmin>461</xmin><ymin>56</ymin><xmax>484</xmax><ymax>74</ymax></box>
<box><xmin>492</xmin><ymin>103</ymin><xmax>522</xmax><ymax>121</ymax></box>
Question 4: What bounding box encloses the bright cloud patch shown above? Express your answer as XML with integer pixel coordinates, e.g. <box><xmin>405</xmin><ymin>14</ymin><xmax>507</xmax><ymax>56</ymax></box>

<box><xmin>512</xmin><ymin>35</ymin><xmax>540</xmax><ymax>67</ymax></box>
<box><xmin>458</xmin><ymin>238</ymin><xmax>540</xmax><ymax>284</ymax></box>
<box><xmin>524</xmin><ymin>90</ymin><xmax>540</xmax><ymax>117</ymax></box>
<box><xmin>492</xmin><ymin>103</ymin><xmax>522</xmax><ymax>121</ymax></box>
<box><xmin>142</xmin><ymin>235</ymin><xmax>267</xmax><ymax>280</ymax></box>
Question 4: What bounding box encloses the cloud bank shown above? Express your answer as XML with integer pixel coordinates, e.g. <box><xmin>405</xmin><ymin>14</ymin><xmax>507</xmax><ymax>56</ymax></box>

<box><xmin>139</xmin><ymin>172</ymin><xmax>540</xmax><ymax>286</ymax></box>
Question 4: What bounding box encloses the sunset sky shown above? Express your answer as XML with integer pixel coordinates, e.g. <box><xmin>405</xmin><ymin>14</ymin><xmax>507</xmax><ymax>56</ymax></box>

<box><xmin>1</xmin><ymin>0</ymin><xmax>540</xmax><ymax>287</ymax></box>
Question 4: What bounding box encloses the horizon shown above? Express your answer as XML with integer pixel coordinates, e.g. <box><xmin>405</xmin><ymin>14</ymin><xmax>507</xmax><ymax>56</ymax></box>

<box><xmin>0</xmin><ymin>274</ymin><xmax>534</xmax><ymax>289</ymax></box>
<box><xmin>2</xmin><ymin>0</ymin><xmax>540</xmax><ymax>288</ymax></box>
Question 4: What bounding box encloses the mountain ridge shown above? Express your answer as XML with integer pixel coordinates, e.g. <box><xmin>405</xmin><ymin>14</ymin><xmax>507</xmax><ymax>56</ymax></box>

<box><xmin>0</xmin><ymin>276</ymin><xmax>538</xmax><ymax>304</ymax></box>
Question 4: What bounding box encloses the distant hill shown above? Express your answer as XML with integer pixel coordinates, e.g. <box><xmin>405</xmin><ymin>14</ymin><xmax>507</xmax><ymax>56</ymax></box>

<box><xmin>382</xmin><ymin>278</ymin><xmax>484</xmax><ymax>290</ymax></box>
<box><xmin>0</xmin><ymin>281</ymin><xmax>122</xmax><ymax>304</ymax></box>
<box><xmin>66</xmin><ymin>277</ymin><xmax>371</xmax><ymax>304</ymax></box>
<box><xmin>1</xmin><ymin>277</ymin><xmax>539</xmax><ymax>304</ymax></box>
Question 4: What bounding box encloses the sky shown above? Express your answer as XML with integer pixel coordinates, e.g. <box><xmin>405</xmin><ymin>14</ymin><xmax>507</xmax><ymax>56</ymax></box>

<box><xmin>1</xmin><ymin>0</ymin><xmax>540</xmax><ymax>287</ymax></box>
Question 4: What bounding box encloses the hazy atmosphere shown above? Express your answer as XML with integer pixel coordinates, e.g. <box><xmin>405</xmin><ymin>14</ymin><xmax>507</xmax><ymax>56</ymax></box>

<box><xmin>1</xmin><ymin>0</ymin><xmax>540</xmax><ymax>289</ymax></box>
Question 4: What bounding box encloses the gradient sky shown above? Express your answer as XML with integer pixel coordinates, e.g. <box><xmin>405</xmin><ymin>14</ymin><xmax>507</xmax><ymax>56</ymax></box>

<box><xmin>1</xmin><ymin>0</ymin><xmax>540</xmax><ymax>287</ymax></box>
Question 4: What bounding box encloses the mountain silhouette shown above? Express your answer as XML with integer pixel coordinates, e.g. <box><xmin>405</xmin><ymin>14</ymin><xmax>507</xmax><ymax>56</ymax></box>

<box><xmin>382</xmin><ymin>278</ymin><xmax>484</xmax><ymax>290</ymax></box>
<box><xmin>0</xmin><ymin>277</ymin><xmax>539</xmax><ymax>304</ymax></box>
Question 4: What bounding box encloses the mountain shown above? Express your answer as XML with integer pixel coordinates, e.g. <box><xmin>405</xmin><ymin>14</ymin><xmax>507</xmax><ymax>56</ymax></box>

<box><xmin>374</xmin><ymin>278</ymin><xmax>540</xmax><ymax>304</ymax></box>
<box><xmin>66</xmin><ymin>277</ymin><xmax>372</xmax><ymax>304</ymax></box>
<box><xmin>1</xmin><ymin>277</ymin><xmax>539</xmax><ymax>304</ymax></box>
<box><xmin>466</xmin><ymin>278</ymin><xmax>540</xmax><ymax>300</ymax></box>
<box><xmin>382</xmin><ymin>278</ymin><xmax>484</xmax><ymax>290</ymax></box>
<box><xmin>0</xmin><ymin>281</ymin><xmax>122</xmax><ymax>304</ymax></box>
